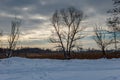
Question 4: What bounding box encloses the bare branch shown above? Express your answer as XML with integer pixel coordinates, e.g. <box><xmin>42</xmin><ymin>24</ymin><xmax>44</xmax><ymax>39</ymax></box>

<box><xmin>7</xmin><ymin>17</ymin><xmax>21</xmax><ymax>57</ymax></box>
<box><xmin>93</xmin><ymin>25</ymin><xmax>112</xmax><ymax>58</ymax></box>
<box><xmin>50</xmin><ymin>7</ymin><xmax>85</xmax><ymax>59</ymax></box>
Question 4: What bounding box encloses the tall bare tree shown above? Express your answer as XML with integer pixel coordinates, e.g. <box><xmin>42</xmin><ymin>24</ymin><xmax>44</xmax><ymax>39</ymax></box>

<box><xmin>93</xmin><ymin>25</ymin><xmax>112</xmax><ymax>58</ymax></box>
<box><xmin>0</xmin><ymin>30</ymin><xmax>3</xmax><ymax>48</ymax></box>
<box><xmin>107</xmin><ymin>0</ymin><xmax>120</xmax><ymax>50</ymax></box>
<box><xmin>50</xmin><ymin>7</ymin><xmax>85</xmax><ymax>59</ymax></box>
<box><xmin>7</xmin><ymin>18</ymin><xmax>21</xmax><ymax>58</ymax></box>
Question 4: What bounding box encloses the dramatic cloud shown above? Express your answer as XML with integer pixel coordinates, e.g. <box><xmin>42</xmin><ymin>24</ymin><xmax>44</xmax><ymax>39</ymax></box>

<box><xmin>0</xmin><ymin>0</ymin><xmax>113</xmax><ymax>49</ymax></box>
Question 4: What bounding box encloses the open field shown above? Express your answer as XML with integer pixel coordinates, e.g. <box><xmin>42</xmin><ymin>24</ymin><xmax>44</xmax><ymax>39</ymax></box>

<box><xmin>0</xmin><ymin>57</ymin><xmax>120</xmax><ymax>80</ymax></box>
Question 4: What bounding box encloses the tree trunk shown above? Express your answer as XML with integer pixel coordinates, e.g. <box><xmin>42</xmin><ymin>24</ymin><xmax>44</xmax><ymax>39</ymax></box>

<box><xmin>6</xmin><ymin>49</ymin><xmax>12</xmax><ymax>58</ymax></box>
<box><xmin>114</xmin><ymin>32</ymin><xmax>117</xmax><ymax>51</ymax></box>
<box><xmin>102</xmin><ymin>47</ymin><xmax>106</xmax><ymax>58</ymax></box>
<box><xmin>64</xmin><ymin>52</ymin><xmax>67</xmax><ymax>59</ymax></box>
<box><xmin>63</xmin><ymin>51</ymin><xmax>71</xmax><ymax>59</ymax></box>
<box><xmin>7</xmin><ymin>49</ymin><xmax>12</xmax><ymax>58</ymax></box>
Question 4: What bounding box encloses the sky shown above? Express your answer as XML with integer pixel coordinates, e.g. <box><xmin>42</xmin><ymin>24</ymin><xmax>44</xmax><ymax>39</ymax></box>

<box><xmin>0</xmin><ymin>0</ymin><xmax>114</xmax><ymax>49</ymax></box>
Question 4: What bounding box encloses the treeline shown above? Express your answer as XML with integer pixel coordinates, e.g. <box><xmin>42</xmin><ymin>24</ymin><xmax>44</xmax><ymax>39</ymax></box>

<box><xmin>0</xmin><ymin>47</ymin><xmax>120</xmax><ymax>59</ymax></box>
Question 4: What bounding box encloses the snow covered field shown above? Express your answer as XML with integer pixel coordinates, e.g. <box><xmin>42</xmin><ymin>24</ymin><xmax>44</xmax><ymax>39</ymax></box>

<box><xmin>0</xmin><ymin>57</ymin><xmax>120</xmax><ymax>80</ymax></box>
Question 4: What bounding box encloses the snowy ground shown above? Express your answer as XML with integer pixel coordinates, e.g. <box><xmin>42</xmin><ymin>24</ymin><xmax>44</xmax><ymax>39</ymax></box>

<box><xmin>0</xmin><ymin>57</ymin><xmax>120</xmax><ymax>80</ymax></box>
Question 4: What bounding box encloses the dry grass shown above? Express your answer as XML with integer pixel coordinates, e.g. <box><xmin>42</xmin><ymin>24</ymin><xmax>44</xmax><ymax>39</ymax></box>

<box><xmin>0</xmin><ymin>52</ymin><xmax>120</xmax><ymax>59</ymax></box>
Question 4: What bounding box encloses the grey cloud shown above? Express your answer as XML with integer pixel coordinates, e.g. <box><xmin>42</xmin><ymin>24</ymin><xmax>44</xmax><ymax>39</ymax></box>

<box><xmin>0</xmin><ymin>0</ymin><xmax>113</xmax><ymax>41</ymax></box>
<box><xmin>0</xmin><ymin>0</ymin><xmax>113</xmax><ymax>16</ymax></box>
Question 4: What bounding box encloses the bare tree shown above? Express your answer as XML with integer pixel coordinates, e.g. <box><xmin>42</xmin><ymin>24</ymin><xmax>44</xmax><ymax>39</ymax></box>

<box><xmin>0</xmin><ymin>30</ymin><xmax>3</xmax><ymax>48</ymax></box>
<box><xmin>107</xmin><ymin>17</ymin><xmax>120</xmax><ymax>50</ymax></box>
<box><xmin>50</xmin><ymin>7</ymin><xmax>85</xmax><ymax>59</ymax></box>
<box><xmin>93</xmin><ymin>25</ymin><xmax>112</xmax><ymax>58</ymax></box>
<box><xmin>107</xmin><ymin>0</ymin><xmax>120</xmax><ymax>50</ymax></box>
<box><xmin>7</xmin><ymin>18</ymin><xmax>21</xmax><ymax>58</ymax></box>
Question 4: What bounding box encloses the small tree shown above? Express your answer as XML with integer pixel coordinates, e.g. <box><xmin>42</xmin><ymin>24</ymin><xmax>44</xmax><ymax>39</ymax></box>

<box><xmin>107</xmin><ymin>0</ymin><xmax>120</xmax><ymax>50</ymax></box>
<box><xmin>50</xmin><ymin>7</ymin><xmax>85</xmax><ymax>59</ymax></box>
<box><xmin>93</xmin><ymin>25</ymin><xmax>112</xmax><ymax>58</ymax></box>
<box><xmin>7</xmin><ymin>18</ymin><xmax>21</xmax><ymax>58</ymax></box>
<box><xmin>0</xmin><ymin>30</ymin><xmax>3</xmax><ymax>48</ymax></box>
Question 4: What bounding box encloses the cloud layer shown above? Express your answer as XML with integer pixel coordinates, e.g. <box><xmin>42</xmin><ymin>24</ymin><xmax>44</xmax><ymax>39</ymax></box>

<box><xmin>0</xmin><ymin>0</ymin><xmax>113</xmax><ymax>49</ymax></box>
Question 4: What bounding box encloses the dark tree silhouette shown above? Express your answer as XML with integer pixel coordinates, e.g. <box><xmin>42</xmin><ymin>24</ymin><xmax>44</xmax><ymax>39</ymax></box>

<box><xmin>107</xmin><ymin>0</ymin><xmax>120</xmax><ymax>50</ymax></box>
<box><xmin>7</xmin><ymin>17</ymin><xmax>21</xmax><ymax>58</ymax></box>
<box><xmin>93</xmin><ymin>25</ymin><xmax>112</xmax><ymax>58</ymax></box>
<box><xmin>0</xmin><ymin>30</ymin><xmax>3</xmax><ymax>48</ymax></box>
<box><xmin>50</xmin><ymin>7</ymin><xmax>85</xmax><ymax>59</ymax></box>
